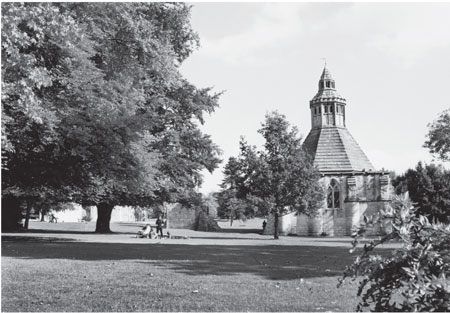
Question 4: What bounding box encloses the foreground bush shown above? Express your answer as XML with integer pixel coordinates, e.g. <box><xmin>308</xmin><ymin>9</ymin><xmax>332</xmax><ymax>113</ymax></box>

<box><xmin>339</xmin><ymin>195</ymin><xmax>450</xmax><ymax>312</ymax></box>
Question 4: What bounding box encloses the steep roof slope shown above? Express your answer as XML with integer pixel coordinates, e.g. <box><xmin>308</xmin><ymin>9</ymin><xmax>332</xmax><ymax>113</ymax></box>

<box><xmin>303</xmin><ymin>127</ymin><xmax>374</xmax><ymax>173</ymax></box>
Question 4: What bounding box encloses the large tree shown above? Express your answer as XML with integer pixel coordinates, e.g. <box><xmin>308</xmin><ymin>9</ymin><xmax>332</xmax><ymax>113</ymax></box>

<box><xmin>2</xmin><ymin>2</ymin><xmax>96</xmax><ymax>229</ymax></box>
<box><xmin>218</xmin><ymin>112</ymin><xmax>324</xmax><ymax>239</ymax></box>
<box><xmin>424</xmin><ymin>109</ymin><xmax>450</xmax><ymax>162</ymax></box>
<box><xmin>1</xmin><ymin>3</ymin><xmax>221</xmax><ymax>232</ymax></box>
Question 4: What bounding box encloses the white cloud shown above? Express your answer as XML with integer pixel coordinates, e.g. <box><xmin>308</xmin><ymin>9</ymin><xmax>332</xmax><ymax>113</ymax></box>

<box><xmin>196</xmin><ymin>3</ymin><xmax>450</xmax><ymax>68</ymax></box>
<box><xmin>198</xmin><ymin>3</ymin><xmax>305</xmax><ymax>65</ymax></box>
<box><xmin>352</xmin><ymin>4</ymin><xmax>450</xmax><ymax>68</ymax></box>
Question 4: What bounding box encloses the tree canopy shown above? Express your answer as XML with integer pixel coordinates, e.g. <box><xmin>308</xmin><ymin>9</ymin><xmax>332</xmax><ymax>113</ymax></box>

<box><xmin>218</xmin><ymin>112</ymin><xmax>324</xmax><ymax>238</ymax></box>
<box><xmin>424</xmin><ymin>109</ymin><xmax>450</xmax><ymax>162</ymax></box>
<box><xmin>1</xmin><ymin>3</ymin><xmax>222</xmax><ymax>232</ymax></box>
<box><xmin>392</xmin><ymin>162</ymin><xmax>450</xmax><ymax>223</ymax></box>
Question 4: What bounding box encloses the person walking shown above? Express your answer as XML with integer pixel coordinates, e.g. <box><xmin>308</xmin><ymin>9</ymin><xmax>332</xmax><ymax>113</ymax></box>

<box><xmin>156</xmin><ymin>216</ymin><xmax>164</xmax><ymax>238</ymax></box>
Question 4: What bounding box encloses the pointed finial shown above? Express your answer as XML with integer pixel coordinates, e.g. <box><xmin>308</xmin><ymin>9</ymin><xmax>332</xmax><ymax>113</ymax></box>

<box><xmin>321</xmin><ymin>57</ymin><xmax>327</xmax><ymax>68</ymax></box>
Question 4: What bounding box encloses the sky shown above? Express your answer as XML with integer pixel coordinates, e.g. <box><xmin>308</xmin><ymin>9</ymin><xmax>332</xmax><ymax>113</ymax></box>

<box><xmin>179</xmin><ymin>2</ymin><xmax>450</xmax><ymax>194</ymax></box>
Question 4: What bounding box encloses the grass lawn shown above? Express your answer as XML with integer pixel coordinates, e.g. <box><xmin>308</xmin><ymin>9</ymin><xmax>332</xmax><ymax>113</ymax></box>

<box><xmin>1</xmin><ymin>220</ymin><xmax>393</xmax><ymax>312</ymax></box>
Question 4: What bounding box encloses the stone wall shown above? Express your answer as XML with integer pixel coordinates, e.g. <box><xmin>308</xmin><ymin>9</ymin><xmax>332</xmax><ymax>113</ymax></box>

<box><xmin>167</xmin><ymin>205</ymin><xmax>197</xmax><ymax>229</ymax></box>
<box><xmin>263</xmin><ymin>211</ymin><xmax>297</xmax><ymax>235</ymax></box>
<box><xmin>296</xmin><ymin>213</ymin><xmax>322</xmax><ymax>236</ymax></box>
<box><xmin>269</xmin><ymin>171</ymin><xmax>392</xmax><ymax>237</ymax></box>
<box><xmin>166</xmin><ymin>205</ymin><xmax>220</xmax><ymax>231</ymax></box>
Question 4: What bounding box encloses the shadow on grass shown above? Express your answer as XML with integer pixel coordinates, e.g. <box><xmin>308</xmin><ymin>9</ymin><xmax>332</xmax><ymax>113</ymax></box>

<box><xmin>3</xmin><ymin>229</ymin><xmax>137</xmax><ymax>235</ymax></box>
<box><xmin>1</xmin><ymin>237</ymin><xmax>379</xmax><ymax>280</ymax></box>
<box><xmin>188</xmin><ymin>236</ymin><xmax>268</xmax><ymax>240</ymax></box>
<box><xmin>215</xmin><ymin>228</ymin><xmax>261</xmax><ymax>234</ymax></box>
<box><xmin>1</xmin><ymin>236</ymin><xmax>77</xmax><ymax>243</ymax></box>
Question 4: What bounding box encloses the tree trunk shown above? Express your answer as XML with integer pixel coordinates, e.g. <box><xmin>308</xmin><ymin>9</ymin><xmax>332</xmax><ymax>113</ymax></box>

<box><xmin>40</xmin><ymin>209</ymin><xmax>45</xmax><ymax>222</ymax></box>
<box><xmin>95</xmin><ymin>202</ymin><xmax>114</xmax><ymax>233</ymax></box>
<box><xmin>1</xmin><ymin>196</ymin><xmax>22</xmax><ymax>231</ymax></box>
<box><xmin>274</xmin><ymin>211</ymin><xmax>279</xmax><ymax>239</ymax></box>
<box><xmin>24</xmin><ymin>201</ymin><xmax>32</xmax><ymax>230</ymax></box>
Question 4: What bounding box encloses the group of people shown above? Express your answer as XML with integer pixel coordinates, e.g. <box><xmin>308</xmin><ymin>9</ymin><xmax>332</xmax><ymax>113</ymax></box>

<box><xmin>136</xmin><ymin>216</ymin><xmax>165</xmax><ymax>239</ymax></box>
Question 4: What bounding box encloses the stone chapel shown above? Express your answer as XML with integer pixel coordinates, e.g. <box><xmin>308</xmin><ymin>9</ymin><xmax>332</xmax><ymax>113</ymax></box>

<box><xmin>265</xmin><ymin>66</ymin><xmax>392</xmax><ymax>236</ymax></box>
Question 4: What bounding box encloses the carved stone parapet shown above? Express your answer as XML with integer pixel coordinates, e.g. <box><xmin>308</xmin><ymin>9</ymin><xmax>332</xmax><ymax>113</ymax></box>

<box><xmin>380</xmin><ymin>175</ymin><xmax>389</xmax><ymax>185</ymax></box>
<box><xmin>347</xmin><ymin>176</ymin><xmax>357</xmax><ymax>200</ymax></box>
<box><xmin>380</xmin><ymin>175</ymin><xmax>390</xmax><ymax>200</ymax></box>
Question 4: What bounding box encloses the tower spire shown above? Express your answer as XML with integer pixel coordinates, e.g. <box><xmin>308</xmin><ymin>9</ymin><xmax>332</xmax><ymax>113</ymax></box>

<box><xmin>319</xmin><ymin>66</ymin><xmax>335</xmax><ymax>89</ymax></box>
<box><xmin>309</xmin><ymin>65</ymin><xmax>346</xmax><ymax>128</ymax></box>
<box><xmin>303</xmin><ymin>67</ymin><xmax>375</xmax><ymax>173</ymax></box>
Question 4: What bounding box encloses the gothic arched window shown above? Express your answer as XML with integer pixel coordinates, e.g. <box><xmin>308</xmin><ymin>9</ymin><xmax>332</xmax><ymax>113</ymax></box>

<box><xmin>327</xmin><ymin>180</ymin><xmax>340</xmax><ymax>209</ymax></box>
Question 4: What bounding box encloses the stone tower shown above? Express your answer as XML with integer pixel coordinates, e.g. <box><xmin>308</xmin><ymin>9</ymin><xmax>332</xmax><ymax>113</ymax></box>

<box><xmin>303</xmin><ymin>66</ymin><xmax>374</xmax><ymax>173</ymax></box>
<box><xmin>265</xmin><ymin>66</ymin><xmax>392</xmax><ymax>237</ymax></box>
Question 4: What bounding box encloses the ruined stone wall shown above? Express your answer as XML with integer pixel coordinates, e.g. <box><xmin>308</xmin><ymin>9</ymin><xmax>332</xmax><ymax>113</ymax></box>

<box><xmin>167</xmin><ymin>205</ymin><xmax>197</xmax><ymax>230</ymax></box>
<box><xmin>166</xmin><ymin>205</ymin><xmax>220</xmax><ymax>231</ymax></box>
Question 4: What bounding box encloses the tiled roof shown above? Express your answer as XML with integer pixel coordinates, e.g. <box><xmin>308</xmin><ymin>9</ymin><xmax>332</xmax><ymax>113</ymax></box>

<box><xmin>311</xmin><ymin>89</ymin><xmax>345</xmax><ymax>103</ymax></box>
<box><xmin>303</xmin><ymin>127</ymin><xmax>375</xmax><ymax>172</ymax></box>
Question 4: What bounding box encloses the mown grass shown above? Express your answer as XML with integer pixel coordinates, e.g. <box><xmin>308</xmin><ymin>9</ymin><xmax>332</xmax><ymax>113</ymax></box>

<box><xmin>1</xmin><ymin>222</ymin><xmax>379</xmax><ymax>312</ymax></box>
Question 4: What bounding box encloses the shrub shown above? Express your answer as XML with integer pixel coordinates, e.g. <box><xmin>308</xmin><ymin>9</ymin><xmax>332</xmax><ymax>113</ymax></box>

<box><xmin>339</xmin><ymin>195</ymin><xmax>450</xmax><ymax>312</ymax></box>
<box><xmin>194</xmin><ymin>209</ymin><xmax>220</xmax><ymax>232</ymax></box>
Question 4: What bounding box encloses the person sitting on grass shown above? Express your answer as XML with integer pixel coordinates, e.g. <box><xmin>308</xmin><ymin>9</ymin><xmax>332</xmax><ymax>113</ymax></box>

<box><xmin>49</xmin><ymin>213</ymin><xmax>57</xmax><ymax>223</ymax></box>
<box><xmin>136</xmin><ymin>224</ymin><xmax>151</xmax><ymax>238</ymax></box>
<box><xmin>149</xmin><ymin>227</ymin><xmax>158</xmax><ymax>239</ymax></box>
